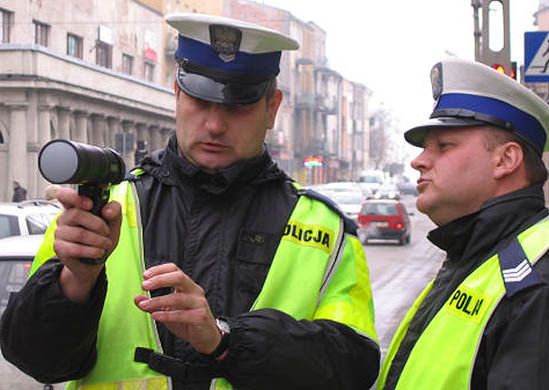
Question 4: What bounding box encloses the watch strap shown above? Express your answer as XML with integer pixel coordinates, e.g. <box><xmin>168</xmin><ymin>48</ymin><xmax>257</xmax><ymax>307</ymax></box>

<box><xmin>205</xmin><ymin>318</ymin><xmax>230</xmax><ymax>359</ymax></box>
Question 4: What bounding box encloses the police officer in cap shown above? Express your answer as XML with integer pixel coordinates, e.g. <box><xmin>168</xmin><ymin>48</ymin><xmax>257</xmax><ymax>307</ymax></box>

<box><xmin>377</xmin><ymin>57</ymin><xmax>549</xmax><ymax>389</ymax></box>
<box><xmin>1</xmin><ymin>13</ymin><xmax>380</xmax><ymax>390</ymax></box>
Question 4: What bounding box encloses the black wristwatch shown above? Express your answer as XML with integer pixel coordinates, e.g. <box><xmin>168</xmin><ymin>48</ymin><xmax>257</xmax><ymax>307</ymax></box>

<box><xmin>206</xmin><ymin>317</ymin><xmax>231</xmax><ymax>359</ymax></box>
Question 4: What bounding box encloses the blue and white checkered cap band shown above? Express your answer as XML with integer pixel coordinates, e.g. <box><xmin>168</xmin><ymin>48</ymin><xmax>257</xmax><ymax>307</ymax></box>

<box><xmin>434</xmin><ymin>93</ymin><xmax>546</xmax><ymax>154</ymax></box>
<box><xmin>175</xmin><ymin>35</ymin><xmax>281</xmax><ymax>80</ymax></box>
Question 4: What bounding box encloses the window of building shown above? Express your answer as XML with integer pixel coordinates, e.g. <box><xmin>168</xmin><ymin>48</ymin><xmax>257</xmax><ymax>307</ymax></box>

<box><xmin>96</xmin><ymin>41</ymin><xmax>112</xmax><ymax>68</ymax></box>
<box><xmin>144</xmin><ymin>61</ymin><xmax>155</xmax><ymax>82</ymax></box>
<box><xmin>0</xmin><ymin>8</ymin><xmax>13</xmax><ymax>43</ymax></box>
<box><xmin>67</xmin><ymin>33</ymin><xmax>83</xmax><ymax>59</ymax></box>
<box><xmin>33</xmin><ymin>20</ymin><xmax>50</xmax><ymax>46</ymax></box>
<box><xmin>122</xmin><ymin>54</ymin><xmax>133</xmax><ymax>75</ymax></box>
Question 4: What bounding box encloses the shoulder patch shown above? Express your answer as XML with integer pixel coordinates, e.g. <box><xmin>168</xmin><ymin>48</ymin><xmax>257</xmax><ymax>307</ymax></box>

<box><xmin>498</xmin><ymin>238</ymin><xmax>544</xmax><ymax>297</ymax></box>
<box><xmin>296</xmin><ymin>188</ymin><xmax>358</xmax><ymax>234</ymax></box>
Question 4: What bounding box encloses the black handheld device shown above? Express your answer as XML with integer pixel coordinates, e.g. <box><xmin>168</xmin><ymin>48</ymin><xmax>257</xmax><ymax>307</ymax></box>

<box><xmin>38</xmin><ymin>139</ymin><xmax>126</xmax><ymax>264</ymax></box>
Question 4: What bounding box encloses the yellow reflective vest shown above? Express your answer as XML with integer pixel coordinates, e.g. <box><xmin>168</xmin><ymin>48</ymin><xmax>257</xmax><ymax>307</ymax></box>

<box><xmin>377</xmin><ymin>217</ymin><xmax>549</xmax><ymax>390</ymax></box>
<box><xmin>32</xmin><ymin>180</ymin><xmax>378</xmax><ymax>389</ymax></box>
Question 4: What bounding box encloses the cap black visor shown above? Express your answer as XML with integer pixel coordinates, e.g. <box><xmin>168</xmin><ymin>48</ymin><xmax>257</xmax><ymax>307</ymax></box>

<box><xmin>176</xmin><ymin>68</ymin><xmax>270</xmax><ymax>105</ymax></box>
<box><xmin>404</xmin><ymin>117</ymin><xmax>487</xmax><ymax>147</ymax></box>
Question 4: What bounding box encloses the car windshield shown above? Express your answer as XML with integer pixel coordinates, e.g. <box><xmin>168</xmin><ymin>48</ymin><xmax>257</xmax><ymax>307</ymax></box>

<box><xmin>362</xmin><ymin>203</ymin><xmax>398</xmax><ymax>216</ymax></box>
<box><xmin>360</xmin><ymin>175</ymin><xmax>383</xmax><ymax>184</ymax></box>
<box><xmin>333</xmin><ymin>193</ymin><xmax>364</xmax><ymax>205</ymax></box>
<box><xmin>26</xmin><ymin>212</ymin><xmax>56</xmax><ymax>235</ymax></box>
<box><xmin>0</xmin><ymin>207</ymin><xmax>58</xmax><ymax>239</ymax></box>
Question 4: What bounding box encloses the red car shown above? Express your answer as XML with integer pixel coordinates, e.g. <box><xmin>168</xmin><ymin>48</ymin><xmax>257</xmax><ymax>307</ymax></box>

<box><xmin>357</xmin><ymin>199</ymin><xmax>412</xmax><ymax>245</ymax></box>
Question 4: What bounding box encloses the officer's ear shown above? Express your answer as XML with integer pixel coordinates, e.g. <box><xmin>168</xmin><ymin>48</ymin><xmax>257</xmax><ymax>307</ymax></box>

<box><xmin>492</xmin><ymin>141</ymin><xmax>525</xmax><ymax>180</ymax></box>
<box><xmin>265</xmin><ymin>89</ymin><xmax>282</xmax><ymax>130</ymax></box>
<box><xmin>173</xmin><ymin>81</ymin><xmax>181</xmax><ymax>98</ymax></box>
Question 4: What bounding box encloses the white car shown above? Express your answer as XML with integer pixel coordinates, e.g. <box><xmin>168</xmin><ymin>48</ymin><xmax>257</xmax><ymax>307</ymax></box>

<box><xmin>0</xmin><ymin>234</ymin><xmax>44</xmax><ymax>316</ymax></box>
<box><xmin>330</xmin><ymin>191</ymin><xmax>365</xmax><ymax>221</ymax></box>
<box><xmin>0</xmin><ymin>234</ymin><xmax>59</xmax><ymax>389</ymax></box>
<box><xmin>358</xmin><ymin>171</ymin><xmax>384</xmax><ymax>194</ymax></box>
<box><xmin>0</xmin><ymin>200</ymin><xmax>60</xmax><ymax>240</ymax></box>
<box><xmin>307</xmin><ymin>182</ymin><xmax>365</xmax><ymax>221</ymax></box>
<box><xmin>314</xmin><ymin>181</ymin><xmax>363</xmax><ymax>194</ymax></box>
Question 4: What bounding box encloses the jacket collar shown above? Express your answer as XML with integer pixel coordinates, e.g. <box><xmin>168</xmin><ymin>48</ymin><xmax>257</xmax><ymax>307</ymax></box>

<box><xmin>140</xmin><ymin>135</ymin><xmax>287</xmax><ymax>194</ymax></box>
<box><xmin>428</xmin><ymin>184</ymin><xmax>548</xmax><ymax>262</ymax></box>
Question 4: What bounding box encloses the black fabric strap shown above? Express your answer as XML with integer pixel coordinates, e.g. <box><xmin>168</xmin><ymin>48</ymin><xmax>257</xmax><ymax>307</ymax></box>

<box><xmin>431</xmin><ymin>108</ymin><xmax>514</xmax><ymax>131</ymax></box>
<box><xmin>204</xmin><ymin>319</ymin><xmax>230</xmax><ymax>359</ymax></box>
<box><xmin>134</xmin><ymin>347</ymin><xmax>218</xmax><ymax>383</ymax></box>
<box><xmin>177</xmin><ymin>58</ymin><xmax>272</xmax><ymax>85</ymax></box>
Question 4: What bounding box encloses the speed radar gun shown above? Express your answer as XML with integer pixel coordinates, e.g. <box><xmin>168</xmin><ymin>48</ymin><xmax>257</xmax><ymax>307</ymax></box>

<box><xmin>38</xmin><ymin>139</ymin><xmax>126</xmax><ymax>264</ymax></box>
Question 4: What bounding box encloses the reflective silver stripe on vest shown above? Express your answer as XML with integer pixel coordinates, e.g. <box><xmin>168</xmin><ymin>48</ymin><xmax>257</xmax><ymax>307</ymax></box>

<box><xmin>317</xmin><ymin>219</ymin><xmax>345</xmax><ymax>305</ymax></box>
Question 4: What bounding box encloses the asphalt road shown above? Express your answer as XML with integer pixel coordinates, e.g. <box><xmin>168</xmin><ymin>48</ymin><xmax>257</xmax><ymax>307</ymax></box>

<box><xmin>0</xmin><ymin>357</ymin><xmax>48</xmax><ymax>389</ymax></box>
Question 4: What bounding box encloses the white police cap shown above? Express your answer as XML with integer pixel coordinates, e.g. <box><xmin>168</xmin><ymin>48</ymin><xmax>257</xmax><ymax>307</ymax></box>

<box><xmin>165</xmin><ymin>13</ymin><xmax>299</xmax><ymax>105</ymax></box>
<box><xmin>405</xmin><ymin>57</ymin><xmax>549</xmax><ymax>155</ymax></box>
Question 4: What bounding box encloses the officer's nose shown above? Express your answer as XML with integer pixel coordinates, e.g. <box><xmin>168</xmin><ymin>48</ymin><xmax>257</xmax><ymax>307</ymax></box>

<box><xmin>410</xmin><ymin>149</ymin><xmax>431</xmax><ymax>172</ymax></box>
<box><xmin>204</xmin><ymin>104</ymin><xmax>228</xmax><ymax>135</ymax></box>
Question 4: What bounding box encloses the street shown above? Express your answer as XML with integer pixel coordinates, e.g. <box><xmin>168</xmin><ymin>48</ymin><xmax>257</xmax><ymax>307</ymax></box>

<box><xmin>0</xmin><ymin>195</ymin><xmax>445</xmax><ymax>389</ymax></box>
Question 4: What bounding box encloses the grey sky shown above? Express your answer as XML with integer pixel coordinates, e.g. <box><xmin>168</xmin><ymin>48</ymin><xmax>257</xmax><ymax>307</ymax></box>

<box><xmin>262</xmin><ymin>0</ymin><xmax>540</xmax><ymax>131</ymax></box>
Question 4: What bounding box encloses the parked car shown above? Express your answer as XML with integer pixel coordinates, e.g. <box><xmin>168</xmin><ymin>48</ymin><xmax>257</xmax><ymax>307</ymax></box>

<box><xmin>357</xmin><ymin>199</ymin><xmax>412</xmax><ymax>245</ymax></box>
<box><xmin>313</xmin><ymin>181</ymin><xmax>363</xmax><ymax>195</ymax></box>
<box><xmin>330</xmin><ymin>191</ymin><xmax>365</xmax><ymax>221</ymax></box>
<box><xmin>358</xmin><ymin>170</ymin><xmax>384</xmax><ymax>194</ymax></box>
<box><xmin>0</xmin><ymin>200</ymin><xmax>60</xmax><ymax>240</ymax></box>
<box><xmin>0</xmin><ymin>234</ymin><xmax>59</xmax><ymax>389</ymax></box>
<box><xmin>356</xmin><ymin>182</ymin><xmax>374</xmax><ymax>198</ymax></box>
<box><xmin>0</xmin><ymin>234</ymin><xmax>43</xmax><ymax>316</ymax></box>
<box><xmin>307</xmin><ymin>182</ymin><xmax>365</xmax><ymax>221</ymax></box>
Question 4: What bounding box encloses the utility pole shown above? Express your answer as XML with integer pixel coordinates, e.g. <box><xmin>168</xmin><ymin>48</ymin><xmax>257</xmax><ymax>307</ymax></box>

<box><xmin>472</xmin><ymin>0</ymin><xmax>482</xmax><ymax>61</ymax></box>
<box><xmin>471</xmin><ymin>0</ymin><xmax>512</xmax><ymax>76</ymax></box>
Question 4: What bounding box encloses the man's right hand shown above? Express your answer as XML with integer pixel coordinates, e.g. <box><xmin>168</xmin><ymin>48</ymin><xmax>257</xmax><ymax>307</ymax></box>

<box><xmin>54</xmin><ymin>187</ymin><xmax>122</xmax><ymax>303</ymax></box>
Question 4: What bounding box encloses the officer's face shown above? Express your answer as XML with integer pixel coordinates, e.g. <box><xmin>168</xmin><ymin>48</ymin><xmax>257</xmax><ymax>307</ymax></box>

<box><xmin>174</xmin><ymin>86</ymin><xmax>282</xmax><ymax>173</ymax></box>
<box><xmin>410</xmin><ymin>126</ymin><xmax>500</xmax><ymax>226</ymax></box>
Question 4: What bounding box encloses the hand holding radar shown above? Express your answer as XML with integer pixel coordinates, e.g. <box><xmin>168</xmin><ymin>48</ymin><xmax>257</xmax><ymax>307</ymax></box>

<box><xmin>38</xmin><ymin>139</ymin><xmax>126</xmax><ymax>265</ymax></box>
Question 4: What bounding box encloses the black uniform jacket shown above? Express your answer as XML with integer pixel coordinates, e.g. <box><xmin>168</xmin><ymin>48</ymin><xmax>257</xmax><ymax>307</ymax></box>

<box><xmin>383</xmin><ymin>184</ymin><xmax>549</xmax><ymax>390</ymax></box>
<box><xmin>0</xmin><ymin>137</ymin><xmax>379</xmax><ymax>389</ymax></box>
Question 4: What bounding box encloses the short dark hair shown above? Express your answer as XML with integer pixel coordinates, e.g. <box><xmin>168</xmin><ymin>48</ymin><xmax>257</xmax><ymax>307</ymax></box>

<box><xmin>264</xmin><ymin>78</ymin><xmax>277</xmax><ymax>101</ymax></box>
<box><xmin>484</xmin><ymin>128</ymin><xmax>548</xmax><ymax>185</ymax></box>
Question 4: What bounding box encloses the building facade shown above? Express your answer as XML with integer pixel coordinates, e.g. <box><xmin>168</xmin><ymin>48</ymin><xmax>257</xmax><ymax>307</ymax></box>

<box><xmin>153</xmin><ymin>0</ymin><xmax>224</xmax><ymax>87</ymax></box>
<box><xmin>0</xmin><ymin>0</ymin><xmax>176</xmax><ymax>201</ymax></box>
<box><xmin>0</xmin><ymin>0</ymin><xmax>375</xmax><ymax>201</ymax></box>
<box><xmin>226</xmin><ymin>0</ymin><xmax>372</xmax><ymax>183</ymax></box>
